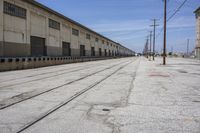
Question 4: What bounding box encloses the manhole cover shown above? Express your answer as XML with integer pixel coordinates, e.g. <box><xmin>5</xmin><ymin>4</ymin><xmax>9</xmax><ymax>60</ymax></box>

<box><xmin>102</xmin><ymin>108</ymin><xmax>110</xmax><ymax>111</ymax></box>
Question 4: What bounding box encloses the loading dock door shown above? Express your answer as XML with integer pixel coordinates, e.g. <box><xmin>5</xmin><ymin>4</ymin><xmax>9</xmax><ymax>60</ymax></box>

<box><xmin>80</xmin><ymin>45</ymin><xmax>85</xmax><ymax>56</ymax></box>
<box><xmin>104</xmin><ymin>49</ymin><xmax>107</xmax><ymax>56</ymax></box>
<box><xmin>62</xmin><ymin>42</ymin><xmax>71</xmax><ymax>56</ymax></box>
<box><xmin>31</xmin><ymin>36</ymin><xmax>46</xmax><ymax>56</ymax></box>
<box><xmin>91</xmin><ymin>47</ymin><xmax>95</xmax><ymax>56</ymax></box>
<box><xmin>99</xmin><ymin>48</ymin><xmax>102</xmax><ymax>56</ymax></box>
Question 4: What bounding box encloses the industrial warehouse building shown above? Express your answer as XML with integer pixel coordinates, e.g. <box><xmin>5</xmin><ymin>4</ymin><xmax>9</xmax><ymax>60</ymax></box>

<box><xmin>0</xmin><ymin>0</ymin><xmax>134</xmax><ymax>57</ymax></box>
<box><xmin>195</xmin><ymin>7</ymin><xmax>200</xmax><ymax>59</ymax></box>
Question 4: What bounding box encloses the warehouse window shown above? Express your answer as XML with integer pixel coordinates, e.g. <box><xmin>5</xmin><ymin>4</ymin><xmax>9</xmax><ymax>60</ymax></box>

<box><xmin>72</xmin><ymin>28</ymin><xmax>79</xmax><ymax>36</ymax></box>
<box><xmin>86</xmin><ymin>34</ymin><xmax>91</xmax><ymax>40</ymax></box>
<box><xmin>3</xmin><ymin>1</ymin><xmax>26</xmax><ymax>19</ymax></box>
<box><xmin>49</xmin><ymin>19</ymin><xmax>60</xmax><ymax>30</ymax></box>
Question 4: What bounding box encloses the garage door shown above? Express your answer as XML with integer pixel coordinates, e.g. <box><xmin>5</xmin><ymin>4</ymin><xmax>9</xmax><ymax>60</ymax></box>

<box><xmin>99</xmin><ymin>48</ymin><xmax>102</xmax><ymax>56</ymax></box>
<box><xmin>63</xmin><ymin>42</ymin><xmax>71</xmax><ymax>56</ymax></box>
<box><xmin>104</xmin><ymin>49</ymin><xmax>107</xmax><ymax>56</ymax></box>
<box><xmin>31</xmin><ymin>36</ymin><xmax>46</xmax><ymax>56</ymax></box>
<box><xmin>80</xmin><ymin>45</ymin><xmax>85</xmax><ymax>56</ymax></box>
<box><xmin>91</xmin><ymin>47</ymin><xmax>95</xmax><ymax>56</ymax></box>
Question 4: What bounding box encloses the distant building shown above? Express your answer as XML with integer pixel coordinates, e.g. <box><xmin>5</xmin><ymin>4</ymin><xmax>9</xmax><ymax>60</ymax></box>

<box><xmin>194</xmin><ymin>7</ymin><xmax>200</xmax><ymax>59</ymax></box>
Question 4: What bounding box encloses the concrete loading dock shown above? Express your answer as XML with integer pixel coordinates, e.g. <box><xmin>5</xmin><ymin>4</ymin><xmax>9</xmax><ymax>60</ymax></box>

<box><xmin>0</xmin><ymin>0</ymin><xmax>134</xmax><ymax>58</ymax></box>
<box><xmin>0</xmin><ymin>56</ymin><xmax>118</xmax><ymax>71</ymax></box>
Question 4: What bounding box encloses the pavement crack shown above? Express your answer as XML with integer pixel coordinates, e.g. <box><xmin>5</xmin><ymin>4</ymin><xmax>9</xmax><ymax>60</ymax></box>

<box><xmin>124</xmin><ymin>59</ymin><xmax>140</xmax><ymax>106</ymax></box>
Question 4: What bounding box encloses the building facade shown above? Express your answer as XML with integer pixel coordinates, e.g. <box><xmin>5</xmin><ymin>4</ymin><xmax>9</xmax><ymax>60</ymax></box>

<box><xmin>195</xmin><ymin>7</ymin><xmax>200</xmax><ymax>59</ymax></box>
<box><xmin>0</xmin><ymin>0</ymin><xmax>134</xmax><ymax>57</ymax></box>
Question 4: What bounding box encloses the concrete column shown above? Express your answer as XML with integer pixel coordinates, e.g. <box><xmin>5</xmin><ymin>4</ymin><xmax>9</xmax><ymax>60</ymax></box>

<box><xmin>26</xmin><ymin>6</ymin><xmax>31</xmax><ymax>56</ymax></box>
<box><xmin>70</xmin><ymin>26</ymin><xmax>79</xmax><ymax>57</ymax></box>
<box><xmin>0</xmin><ymin>0</ymin><xmax>4</xmax><ymax>56</ymax></box>
<box><xmin>69</xmin><ymin>24</ymin><xmax>73</xmax><ymax>56</ymax></box>
<box><xmin>45</xmin><ymin>17</ymin><xmax>49</xmax><ymax>56</ymax></box>
<box><xmin>59</xmin><ymin>19</ymin><xmax>62</xmax><ymax>56</ymax></box>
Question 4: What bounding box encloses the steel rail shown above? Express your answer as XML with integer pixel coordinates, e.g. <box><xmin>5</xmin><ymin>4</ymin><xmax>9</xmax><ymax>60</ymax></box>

<box><xmin>0</xmin><ymin>59</ymin><xmax>119</xmax><ymax>87</ymax></box>
<box><xmin>0</xmin><ymin>59</ymin><xmax>133</xmax><ymax>110</ymax></box>
<box><xmin>16</xmin><ymin>59</ymin><xmax>135</xmax><ymax>133</ymax></box>
<box><xmin>0</xmin><ymin>58</ymin><xmax>116</xmax><ymax>83</ymax></box>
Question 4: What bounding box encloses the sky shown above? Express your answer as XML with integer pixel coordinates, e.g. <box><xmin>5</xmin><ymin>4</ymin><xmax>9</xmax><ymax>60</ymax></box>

<box><xmin>37</xmin><ymin>0</ymin><xmax>200</xmax><ymax>53</ymax></box>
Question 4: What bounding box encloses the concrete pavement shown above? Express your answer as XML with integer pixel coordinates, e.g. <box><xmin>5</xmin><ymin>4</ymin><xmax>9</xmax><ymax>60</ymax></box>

<box><xmin>0</xmin><ymin>57</ymin><xmax>199</xmax><ymax>133</ymax></box>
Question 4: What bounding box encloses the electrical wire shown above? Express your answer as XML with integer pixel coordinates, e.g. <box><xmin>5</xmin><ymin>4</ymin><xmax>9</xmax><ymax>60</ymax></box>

<box><xmin>167</xmin><ymin>0</ymin><xmax>188</xmax><ymax>21</ymax></box>
<box><xmin>156</xmin><ymin>0</ymin><xmax>189</xmax><ymax>38</ymax></box>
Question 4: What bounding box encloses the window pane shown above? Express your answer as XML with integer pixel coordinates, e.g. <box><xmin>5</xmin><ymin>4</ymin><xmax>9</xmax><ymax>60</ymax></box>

<box><xmin>3</xmin><ymin>1</ymin><xmax>26</xmax><ymax>19</ymax></box>
<box><xmin>86</xmin><ymin>34</ymin><xmax>90</xmax><ymax>39</ymax></box>
<box><xmin>72</xmin><ymin>28</ymin><xmax>79</xmax><ymax>36</ymax></box>
<box><xmin>49</xmin><ymin>19</ymin><xmax>60</xmax><ymax>30</ymax></box>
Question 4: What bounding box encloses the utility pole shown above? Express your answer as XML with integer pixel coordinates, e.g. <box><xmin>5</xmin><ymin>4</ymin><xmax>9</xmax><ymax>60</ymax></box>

<box><xmin>150</xmin><ymin>19</ymin><xmax>159</xmax><ymax>61</ymax></box>
<box><xmin>144</xmin><ymin>40</ymin><xmax>148</xmax><ymax>57</ymax></box>
<box><xmin>163</xmin><ymin>0</ymin><xmax>167</xmax><ymax>65</ymax></box>
<box><xmin>149</xmin><ymin>31</ymin><xmax>152</xmax><ymax>60</ymax></box>
<box><xmin>146</xmin><ymin>36</ymin><xmax>149</xmax><ymax>58</ymax></box>
<box><xmin>187</xmin><ymin>39</ymin><xmax>190</xmax><ymax>56</ymax></box>
<box><xmin>143</xmin><ymin>42</ymin><xmax>147</xmax><ymax>56</ymax></box>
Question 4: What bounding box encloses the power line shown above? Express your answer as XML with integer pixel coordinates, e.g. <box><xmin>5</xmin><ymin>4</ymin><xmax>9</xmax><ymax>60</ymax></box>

<box><xmin>158</xmin><ymin>0</ymin><xmax>176</xmax><ymax>21</ymax></box>
<box><xmin>167</xmin><ymin>0</ymin><xmax>188</xmax><ymax>21</ymax></box>
<box><xmin>156</xmin><ymin>0</ymin><xmax>188</xmax><ymax>38</ymax></box>
<box><xmin>148</xmin><ymin>31</ymin><xmax>153</xmax><ymax>60</ymax></box>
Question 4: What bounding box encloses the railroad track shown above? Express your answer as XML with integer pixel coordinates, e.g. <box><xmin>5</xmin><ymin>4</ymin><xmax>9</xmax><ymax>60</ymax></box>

<box><xmin>0</xmin><ymin>64</ymin><xmax>92</xmax><ymax>83</ymax></box>
<box><xmin>0</xmin><ymin>59</ymin><xmax>123</xmax><ymax>88</ymax></box>
<box><xmin>16</xmin><ymin>59</ymin><xmax>135</xmax><ymax>133</ymax></box>
<box><xmin>0</xmin><ymin>59</ymin><xmax>133</xmax><ymax>110</ymax></box>
<box><xmin>0</xmin><ymin>59</ymin><xmax>114</xmax><ymax>84</ymax></box>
